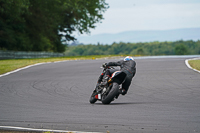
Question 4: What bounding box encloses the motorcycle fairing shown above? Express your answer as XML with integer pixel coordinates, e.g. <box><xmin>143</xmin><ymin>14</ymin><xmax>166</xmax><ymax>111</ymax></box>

<box><xmin>111</xmin><ymin>71</ymin><xmax>126</xmax><ymax>84</ymax></box>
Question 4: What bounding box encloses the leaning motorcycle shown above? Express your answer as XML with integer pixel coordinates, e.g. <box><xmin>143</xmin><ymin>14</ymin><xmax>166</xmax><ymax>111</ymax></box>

<box><xmin>89</xmin><ymin>66</ymin><xmax>127</xmax><ymax>104</ymax></box>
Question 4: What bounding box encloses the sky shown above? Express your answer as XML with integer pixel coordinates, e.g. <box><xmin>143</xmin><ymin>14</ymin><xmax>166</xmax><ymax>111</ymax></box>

<box><xmin>75</xmin><ymin>0</ymin><xmax>200</xmax><ymax>37</ymax></box>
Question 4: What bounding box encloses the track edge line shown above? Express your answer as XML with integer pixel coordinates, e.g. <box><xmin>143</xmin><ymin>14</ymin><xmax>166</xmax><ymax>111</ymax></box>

<box><xmin>0</xmin><ymin>126</ymin><xmax>103</xmax><ymax>133</ymax></box>
<box><xmin>185</xmin><ymin>58</ymin><xmax>200</xmax><ymax>73</ymax></box>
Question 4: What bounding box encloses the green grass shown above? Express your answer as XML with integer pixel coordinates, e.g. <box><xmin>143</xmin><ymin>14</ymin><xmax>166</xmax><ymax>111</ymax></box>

<box><xmin>0</xmin><ymin>131</ymin><xmax>58</xmax><ymax>133</ymax></box>
<box><xmin>0</xmin><ymin>55</ymin><xmax>123</xmax><ymax>75</ymax></box>
<box><xmin>188</xmin><ymin>59</ymin><xmax>200</xmax><ymax>71</ymax></box>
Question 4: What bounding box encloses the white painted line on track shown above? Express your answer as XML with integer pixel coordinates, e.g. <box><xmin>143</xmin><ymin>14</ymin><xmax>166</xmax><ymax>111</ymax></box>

<box><xmin>0</xmin><ymin>58</ymin><xmax>108</xmax><ymax>78</ymax></box>
<box><xmin>0</xmin><ymin>126</ymin><xmax>103</xmax><ymax>133</ymax></box>
<box><xmin>185</xmin><ymin>58</ymin><xmax>200</xmax><ymax>73</ymax></box>
<box><xmin>0</xmin><ymin>59</ymin><xmax>101</xmax><ymax>78</ymax></box>
<box><xmin>0</xmin><ymin>62</ymin><xmax>48</xmax><ymax>78</ymax></box>
<box><xmin>0</xmin><ymin>60</ymin><xmax>71</xmax><ymax>78</ymax></box>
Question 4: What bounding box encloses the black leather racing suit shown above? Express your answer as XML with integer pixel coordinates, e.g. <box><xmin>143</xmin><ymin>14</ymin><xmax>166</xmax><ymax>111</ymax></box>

<box><xmin>105</xmin><ymin>60</ymin><xmax>136</xmax><ymax>94</ymax></box>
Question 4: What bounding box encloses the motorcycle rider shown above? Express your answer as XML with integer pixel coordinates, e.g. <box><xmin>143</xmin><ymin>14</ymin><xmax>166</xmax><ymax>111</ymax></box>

<box><xmin>97</xmin><ymin>56</ymin><xmax>136</xmax><ymax>96</ymax></box>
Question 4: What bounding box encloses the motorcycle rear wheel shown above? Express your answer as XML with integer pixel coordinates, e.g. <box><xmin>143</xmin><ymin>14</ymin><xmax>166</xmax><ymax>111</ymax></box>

<box><xmin>101</xmin><ymin>82</ymin><xmax>119</xmax><ymax>104</ymax></box>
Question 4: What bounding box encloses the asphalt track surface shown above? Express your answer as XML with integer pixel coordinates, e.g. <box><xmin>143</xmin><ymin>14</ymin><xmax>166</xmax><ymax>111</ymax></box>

<box><xmin>0</xmin><ymin>57</ymin><xmax>200</xmax><ymax>133</ymax></box>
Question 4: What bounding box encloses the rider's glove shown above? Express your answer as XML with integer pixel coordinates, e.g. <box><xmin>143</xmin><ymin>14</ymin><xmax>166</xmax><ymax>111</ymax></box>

<box><xmin>102</xmin><ymin>63</ymin><xmax>107</xmax><ymax>68</ymax></box>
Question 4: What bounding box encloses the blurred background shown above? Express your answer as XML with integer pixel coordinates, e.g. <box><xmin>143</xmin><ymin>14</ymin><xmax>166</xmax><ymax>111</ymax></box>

<box><xmin>0</xmin><ymin>0</ymin><xmax>200</xmax><ymax>57</ymax></box>
<box><xmin>75</xmin><ymin>0</ymin><xmax>200</xmax><ymax>44</ymax></box>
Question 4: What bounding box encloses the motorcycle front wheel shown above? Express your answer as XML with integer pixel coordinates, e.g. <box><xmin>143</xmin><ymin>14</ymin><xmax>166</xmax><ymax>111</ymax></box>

<box><xmin>89</xmin><ymin>91</ymin><xmax>98</xmax><ymax>104</ymax></box>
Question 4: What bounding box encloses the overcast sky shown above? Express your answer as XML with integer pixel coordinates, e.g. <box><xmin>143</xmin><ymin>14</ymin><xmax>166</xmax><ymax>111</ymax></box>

<box><xmin>76</xmin><ymin>0</ymin><xmax>200</xmax><ymax>37</ymax></box>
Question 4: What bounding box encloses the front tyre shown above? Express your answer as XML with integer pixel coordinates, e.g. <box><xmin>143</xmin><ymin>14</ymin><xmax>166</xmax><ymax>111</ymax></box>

<box><xmin>101</xmin><ymin>82</ymin><xmax>120</xmax><ymax>104</ymax></box>
<box><xmin>89</xmin><ymin>91</ymin><xmax>98</xmax><ymax>104</ymax></box>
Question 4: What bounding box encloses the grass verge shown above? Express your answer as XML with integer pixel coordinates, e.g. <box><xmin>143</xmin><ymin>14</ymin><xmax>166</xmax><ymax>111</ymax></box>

<box><xmin>0</xmin><ymin>131</ymin><xmax>61</xmax><ymax>133</ymax></box>
<box><xmin>188</xmin><ymin>59</ymin><xmax>200</xmax><ymax>71</ymax></box>
<box><xmin>0</xmin><ymin>55</ymin><xmax>123</xmax><ymax>75</ymax></box>
<box><xmin>0</xmin><ymin>131</ymin><xmax>42</xmax><ymax>133</ymax></box>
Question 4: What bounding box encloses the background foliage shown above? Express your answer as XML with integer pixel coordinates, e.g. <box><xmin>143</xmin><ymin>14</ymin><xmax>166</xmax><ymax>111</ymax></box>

<box><xmin>0</xmin><ymin>0</ymin><xmax>108</xmax><ymax>52</ymax></box>
<box><xmin>65</xmin><ymin>40</ymin><xmax>200</xmax><ymax>56</ymax></box>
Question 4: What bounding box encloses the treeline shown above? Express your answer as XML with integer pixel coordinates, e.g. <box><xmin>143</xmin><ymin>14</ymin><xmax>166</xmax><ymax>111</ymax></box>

<box><xmin>0</xmin><ymin>0</ymin><xmax>108</xmax><ymax>52</ymax></box>
<box><xmin>65</xmin><ymin>40</ymin><xmax>200</xmax><ymax>56</ymax></box>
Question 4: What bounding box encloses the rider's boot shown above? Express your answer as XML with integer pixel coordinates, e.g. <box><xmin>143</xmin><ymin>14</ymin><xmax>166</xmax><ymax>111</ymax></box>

<box><xmin>119</xmin><ymin>88</ymin><xmax>127</xmax><ymax>95</ymax></box>
<box><xmin>115</xmin><ymin>88</ymin><xmax>127</xmax><ymax>99</ymax></box>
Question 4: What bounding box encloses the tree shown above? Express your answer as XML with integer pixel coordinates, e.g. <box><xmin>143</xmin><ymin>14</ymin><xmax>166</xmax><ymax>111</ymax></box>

<box><xmin>175</xmin><ymin>44</ymin><xmax>189</xmax><ymax>55</ymax></box>
<box><xmin>64</xmin><ymin>40</ymin><xmax>200</xmax><ymax>56</ymax></box>
<box><xmin>0</xmin><ymin>0</ymin><xmax>108</xmax><ymax>52</ymax></box>
<box><xmin>0</xmin><ymin>0</ymin><xmax>30</xmax><ymax>50</ymax></box>
<box><xmin>137</xmin><ymin>48</ymin><xmax>144</xmax><ymax>55</ymax></box>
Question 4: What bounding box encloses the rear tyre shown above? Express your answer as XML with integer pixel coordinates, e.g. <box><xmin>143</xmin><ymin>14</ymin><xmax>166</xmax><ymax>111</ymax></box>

<box><xmin>89</xmin><ymin>91</ymin><xmax>98</xmax><ymax>104</ymax></box>
<box><xmin>101</xmin><ymin>82</ymin><xmax>119</xmax><ymax>104</ymax></box>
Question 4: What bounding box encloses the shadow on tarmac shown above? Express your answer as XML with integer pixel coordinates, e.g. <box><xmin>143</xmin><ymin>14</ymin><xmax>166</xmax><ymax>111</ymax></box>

<box><xmin>91</xmin><ymin>102</ymin><xmax>153</xmax><ymax>105</ymax></box>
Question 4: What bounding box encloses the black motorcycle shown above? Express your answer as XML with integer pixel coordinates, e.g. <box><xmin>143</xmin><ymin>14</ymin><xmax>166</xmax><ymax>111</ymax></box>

<box><xmin>89</xmin><ymin>66</ymin><xmax>127</xmax><ymax>104</ymax></box>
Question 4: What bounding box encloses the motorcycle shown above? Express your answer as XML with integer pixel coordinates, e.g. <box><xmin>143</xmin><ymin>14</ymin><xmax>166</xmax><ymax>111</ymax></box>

<box><xmin>89</xmin><ymin>66</ymin><xmax>127</xmax><ymax>104</ymax></box>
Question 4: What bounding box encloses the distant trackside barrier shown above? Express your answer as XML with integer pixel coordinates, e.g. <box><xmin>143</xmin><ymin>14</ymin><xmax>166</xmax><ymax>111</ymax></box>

<box><xmin>0</xmin><ymin>51</ymin><xmax>64</xmax><ymax>59</ymax></box>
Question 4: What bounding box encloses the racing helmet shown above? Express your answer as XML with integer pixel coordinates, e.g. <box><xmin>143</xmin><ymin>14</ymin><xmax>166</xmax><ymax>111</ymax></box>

<box><xmin>124</xmin><ymin>56</ymin><xmax>134</xmax><ymax>61</ymax></box>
